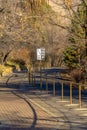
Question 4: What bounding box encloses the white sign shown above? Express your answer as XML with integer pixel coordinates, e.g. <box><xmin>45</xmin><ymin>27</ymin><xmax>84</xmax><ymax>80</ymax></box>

<box><xmin>37</xmin><ymin>48</ymin><xmax>45</xmax><ymax>60</ymax></box>
<box><xmin>37</xmin><ymin>48</ymin><xmax>41</xmax><ymax>60</ymax></box>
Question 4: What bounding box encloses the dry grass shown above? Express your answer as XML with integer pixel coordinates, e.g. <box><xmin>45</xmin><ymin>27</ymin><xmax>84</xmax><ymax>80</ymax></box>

<box><xmin>0</xmin><ymin>64</ymin><xmax>13</xmax><ymax>76</ymax></box>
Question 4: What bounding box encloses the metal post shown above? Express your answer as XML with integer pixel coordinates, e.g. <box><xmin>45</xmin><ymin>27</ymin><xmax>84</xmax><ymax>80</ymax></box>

<box><xmin>61</xmin><ymin>81</ymin><xmax>64</xmax><ymax>101</ymax></box>
<box><xmin>40</xmin><ymin>75</ymin><xmax>42</xmax><ymax>91</ymax></box>
<box><xmin>32</xmin><ymin>72</ymin><xmax>35</xmax><ymax>87</ymax></box>
<box><xmin>34</xmin><ymin>74</ymin><xmax>35</xmax><ymax>87</ymax></box>
<box><xmin>53</xmin><ymin>79</ymin><xmax>55</xmax><ymax>96</ymax></box>
<box><xmin>33</xmin><ymin>63</ymin><xmax>35</xmax><ymax>88</ymax></box>
<box><xmin>40</xmin><ymin>61</ymin><xmax>42</xmax><ymax>91</ymax></box>
<box><xmin>46</xmin><ymin>77</ymin><xmax>48</xmax><ymax>94</ymax></box>
<box><xmin>32</xmin><ymin>72</ymin><xmax>33</xmax><ymax>86</ymax></box>
<box><xmin>28</xmin><ymin>71</ymin><xmax>31</xmax><ymax>84</ymax></box>
<box><xmin>28</xmin><ymin>66</ymin><xmax>31</xmax><ymax>84</ymax></box>
<box><xmin>70</xmin><ymin>82</ymin><xmax>72</xmax><ymax>104</ymax></box>
<box><xmin>79</xmin><ymin>84</ymin><xmax>82</xmax><ymax>108</ymax></box>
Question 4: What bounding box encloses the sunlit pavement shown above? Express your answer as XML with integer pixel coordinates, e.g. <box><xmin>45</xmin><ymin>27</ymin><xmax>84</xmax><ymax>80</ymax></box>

<box><xmin>0</xmin><ymin>73</ymin><xmax>64</xmax><ymax>130</ymax></box>
<box><xmin>0</xmin><ymin>87</ymin><xmax>65</xmax><ymax>130</ymax></box>
<box><xmin>0</xmin><ymin>72</ymin><xmax>87</xmax><ymax>130</ymax></box>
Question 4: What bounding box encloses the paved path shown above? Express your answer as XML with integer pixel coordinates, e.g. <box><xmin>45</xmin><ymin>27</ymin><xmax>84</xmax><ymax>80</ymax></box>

<box><xmin>0</xmin><ymin>87</ymin><xmax>61</xmax><ymax>130</ymax></box>
<box><xmin>0</xmin><ymin>72</ymin><xmax>87</xmax><ymax>130</ymax></box>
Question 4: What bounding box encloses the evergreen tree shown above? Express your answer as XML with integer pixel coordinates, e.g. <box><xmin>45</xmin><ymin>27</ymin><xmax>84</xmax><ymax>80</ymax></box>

<box><xmin>69</xmin><ymin>1</ymin><xmax>86</xmax><ymax>45</ymax></box>
<box><xmin>64</xmin><ymin>0</ymin><xmax>87</xmax><ymax>70</ymax></box>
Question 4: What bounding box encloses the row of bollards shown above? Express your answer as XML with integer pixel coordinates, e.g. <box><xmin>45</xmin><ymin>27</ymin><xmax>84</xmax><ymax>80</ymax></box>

<box><xmin>28</xmin><ymin>70</ymin><xmax>82</xmax><ymax>109</ymax></box>
<box><xmin>40</xmin><ymin>76</ymin><xmax>82</xmax><ymax>109</ymax></box>
<box><xmin>28</xmin><ymin>71</ymin><xmax>36</xmax><ymax>88</ymax></box>
<box><xmin>61</xmin><ymin>81</ymin><xmax>82</xmax><ymax>108</ymax></box>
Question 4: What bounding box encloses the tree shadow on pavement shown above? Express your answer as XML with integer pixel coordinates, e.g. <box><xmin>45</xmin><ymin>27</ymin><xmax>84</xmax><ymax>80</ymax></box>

<box><xmin>0</xmin><ymin>89</ymin><xmax>59</xmax><ymax>130</ymax></box>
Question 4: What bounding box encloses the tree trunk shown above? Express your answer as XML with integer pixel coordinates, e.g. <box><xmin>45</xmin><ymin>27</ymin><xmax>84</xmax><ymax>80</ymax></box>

<box><xmin>85</xmin><ymin>6</ymin><xmax>87</xmax><ymax>56</ymax></box>
<box><xmin>2</xmin><ymin>50</ymin><xmax>12</xmax><ymax>65</ymax></box>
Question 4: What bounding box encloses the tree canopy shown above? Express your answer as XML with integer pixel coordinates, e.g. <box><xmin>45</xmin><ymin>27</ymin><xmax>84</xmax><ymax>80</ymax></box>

<box><xmin>0</xmin><ymin>0</ymin><xmax>51</xmax><ymax>65</ymax></box>
<box><xmin>63</xmin><ymin>0</ymin><xmax>87</xmax><ymax>70</ymax></box>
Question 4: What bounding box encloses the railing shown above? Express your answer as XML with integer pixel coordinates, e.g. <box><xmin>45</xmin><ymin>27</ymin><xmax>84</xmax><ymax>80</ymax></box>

<box><xmin>28</xmin><ymin>70</ymin><xmax>87</xmax><ymax>109</ymax></box>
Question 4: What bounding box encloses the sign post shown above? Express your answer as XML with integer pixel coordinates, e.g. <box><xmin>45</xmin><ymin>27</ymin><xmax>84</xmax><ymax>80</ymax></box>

<box><xmin>37</xmin><ymin>48</ymin><xmax>45</xmax><ymax>91</ymax></box>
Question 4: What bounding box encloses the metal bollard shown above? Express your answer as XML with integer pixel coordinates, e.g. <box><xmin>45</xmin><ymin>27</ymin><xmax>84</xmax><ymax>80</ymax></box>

<box><xmin>32</xmin><ymin>73</ymin><xmax>33</xmax><ymax>86</ymax></box>
<box><xmin>61</xmin><ymin>81</ymin><xmax>64</xmax><ymax>101</ymax></box>
<box><xmin>33</xmin><ymin>73</ymin><xmax>35</xmax><ymax>87</ymax></box>
<box><xmin>46</xmin><ymin>77</ymin><xmax>48</xmax><ymax>94</ymax></box>
<box><xmin>34</xmin><ymin>75</ymin><xmax>35</xmax><ymax>87</ymax></box>
<box><xmin>70</xmin><ymin>82</ymin><xmax>72</xmax><ymax>104</ymax></box>
<box><xmin>40</xmin><ymin>72</ymin><xmax>42</xmax><ymax>91</ymax></box>
<box><xmin>28</xmin><ymin>72</ymin><xmax>31</xmax><ymax>84</ymax></box>
<box><xmin>79</xmin><ymin>84</ymin><xmax>82</xmax><ymax>108</ymax></box>
<box><xmin>53</xmin><ymin>79</ymin><xmax>55</xmax><ymax>96</ymax></box>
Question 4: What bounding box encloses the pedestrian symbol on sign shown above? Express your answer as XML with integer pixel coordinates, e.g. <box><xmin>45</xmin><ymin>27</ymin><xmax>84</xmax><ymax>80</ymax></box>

<box><xmin>37</xmin><ymin>48</ymin><xmax>45</xmax><ymax>60</ymax></box>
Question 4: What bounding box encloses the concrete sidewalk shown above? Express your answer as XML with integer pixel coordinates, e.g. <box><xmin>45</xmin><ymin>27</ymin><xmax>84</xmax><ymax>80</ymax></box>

<box><xmin>0</xmin><ymin>87</ymin><xmax>87</xmax><ymax>130</ymax></box>
<box><xmin>0</xmin><ymin>72</ymin><xmax>87</xmax><ymax>130</ymax></box>
<box><xmin>20</xmin><ymin>90</ymin><xmax>87</xmax><ymax>130</ymax></box>
<box><xmin>0</xmin><ymin>87</ymin><xmax>64</xmax><ymax>130</ymax></box>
